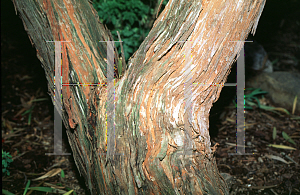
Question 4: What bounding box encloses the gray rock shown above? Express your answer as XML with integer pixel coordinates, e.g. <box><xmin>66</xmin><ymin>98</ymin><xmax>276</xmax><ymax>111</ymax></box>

<box><xmin>245</xmin><ymin>41</ymin><xmax>273</xmax><ymax>73</ymax></box>
<box><xmin>246</xmin><ymin>71</ymin><xmax>300</xmax><ymax>114</ymax></box>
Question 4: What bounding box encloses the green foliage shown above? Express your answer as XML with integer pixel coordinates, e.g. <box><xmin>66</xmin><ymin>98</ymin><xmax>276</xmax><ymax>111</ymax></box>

<box><xmin>61</xmin><ymin>169</ymin><xmax>65</xmax><ymax>178</ymax></box>
<box><xmin>23</xmin><ymin>180</ymin><xmax>31</xmax><ymax>195</ymax></box>
<box><xmin>282</xmin><ymin>131</ymin><xmax>296</xmax><ymax>145</ymax></box>
<box><xmin>2</xmin><ymin>189</ymin><xmax>15</xmax><ymax>195</ymax></box>
<box><xmin>233</xmin><ymin>88</ymin><xmax>268</xmax><ymax>110</ymax></box>
<box><xmin>22</xmin><ymin>98</ymin><xmax>48</xmax><ymax>125</ymax></box>
<box><xmin>2</xmin><ymin>179</ymin><xmax>76</xmax><ymax>195</ymax></box>
<box><xmin>2</xmin><ymin>150</ymin><xmax>13</xmax><ymax>176</ymax></box>
<box><xmin>244</xmin><ymin>88</ymin><xmax>268</xmax><ymax>109</ymax></box>
<box><xmin>232</xmin><ymin>88</ymin><xmax>290</xmax><ymax>115</ymax></box>
<box><xmin>93</xmin><ymin>0</ymin><xmax>153</xmax><ymax>61</ymax></box>
<box><xmin>272</xmin><ymin>127</ymin><xmax>277</xmax><ymax>140</ymax></box>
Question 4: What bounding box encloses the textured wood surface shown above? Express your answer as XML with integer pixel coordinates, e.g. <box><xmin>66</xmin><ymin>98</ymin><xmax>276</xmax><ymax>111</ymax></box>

<box><xmin>11</xmin><ymin>0</ymin><xmax>266</xmax><ymax>194</ymax></box>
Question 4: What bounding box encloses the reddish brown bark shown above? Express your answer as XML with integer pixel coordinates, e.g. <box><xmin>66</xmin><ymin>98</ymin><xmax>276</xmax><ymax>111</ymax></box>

<box><xmin>12</xmin><ymin>0</ymin><xmax>266</xmax><ymax>194</ymax></box>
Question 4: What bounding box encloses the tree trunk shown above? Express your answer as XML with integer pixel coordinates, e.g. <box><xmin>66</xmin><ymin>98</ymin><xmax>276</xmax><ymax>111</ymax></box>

<box><xmin>11</xmin><ymin>0</ymin><xmax>266</xmax><ymax>194</ymax></box>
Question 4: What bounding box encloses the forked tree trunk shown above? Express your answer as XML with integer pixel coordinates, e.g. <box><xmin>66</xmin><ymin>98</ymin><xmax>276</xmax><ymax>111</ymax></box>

<box><xmin>11</xmin><ymin>0</ymin><xmax>266</xmax><ymax>194</ymax></box>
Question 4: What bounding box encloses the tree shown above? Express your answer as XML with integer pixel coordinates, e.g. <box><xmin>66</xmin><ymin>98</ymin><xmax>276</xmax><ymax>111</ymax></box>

<box><xmin>11</xmin><ymin>0</ymin><xmax>266</xmax><ymax>194</ymax></box>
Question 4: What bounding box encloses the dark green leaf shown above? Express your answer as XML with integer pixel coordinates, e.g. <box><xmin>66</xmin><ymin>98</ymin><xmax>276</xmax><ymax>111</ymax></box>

<box><xmin>2</xmin><ymin>189</ymin><xmax>15</xmax><ymax>195</ymax></box>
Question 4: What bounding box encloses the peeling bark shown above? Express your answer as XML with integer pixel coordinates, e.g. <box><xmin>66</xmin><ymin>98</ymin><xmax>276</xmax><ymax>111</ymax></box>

<box><xmin>11</xmin><ymin>0</ymin><xmax>266</xmax><ymax>194</ymax></box>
